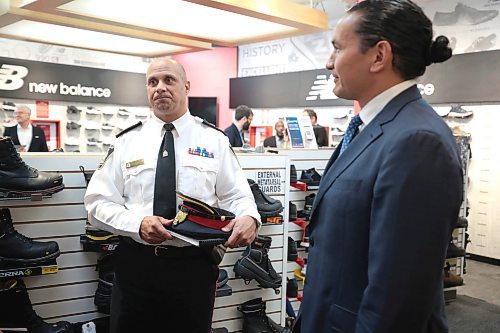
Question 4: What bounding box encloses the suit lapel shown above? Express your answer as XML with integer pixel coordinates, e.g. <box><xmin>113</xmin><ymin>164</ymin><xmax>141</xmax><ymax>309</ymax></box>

<box><xmin>311</xmin><ymin>85</ymin><xmax>422</xmax><ymax>218</ymax></box>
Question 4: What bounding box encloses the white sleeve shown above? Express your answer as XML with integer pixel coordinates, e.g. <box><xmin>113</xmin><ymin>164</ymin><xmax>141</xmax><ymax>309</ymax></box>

<box><xmin>83</xmin><ymin>144</ymin><xmax>145</xmax><ymax>243</ymax></box>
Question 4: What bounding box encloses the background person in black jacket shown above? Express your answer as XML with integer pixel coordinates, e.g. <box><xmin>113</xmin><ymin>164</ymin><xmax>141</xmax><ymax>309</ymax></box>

<box><xmin>304</xmin><ymin>109</ymin><xmax>328</xmax><ymax>147</ymax></box>
<box><xmin>2</xmin><ymin>105</ymin><xmax>49</xmax><ymax>152</ymax></box>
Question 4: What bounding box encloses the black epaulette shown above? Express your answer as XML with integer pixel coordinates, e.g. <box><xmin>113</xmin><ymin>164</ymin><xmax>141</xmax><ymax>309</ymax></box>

<box><xmin>115</xmin><ymin>121</ymin><xmax>142</xmax><ymax>138</ymax></box>
<box><xmin>201</xmin><ymin>119</ymin><xmax>227</xmax><ymax>137</ymax></box>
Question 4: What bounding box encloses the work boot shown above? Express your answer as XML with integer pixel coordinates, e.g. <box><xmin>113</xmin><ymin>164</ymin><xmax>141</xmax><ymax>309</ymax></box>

<box><xmin>217</xmin><ymin>269</ymin><xmax>229</xmax><ymax>289</ymax></box>
<box><xmin>247</xmin><ymin>179</ymin><xmax>284</xmax><ymax>220</ymax></box>
<box><xmin>0</xmin><ymin>137</ymin><xmax>64</xmax><ymax>199</ymax></box>
<box><xmin>297</xmin><ymin>193</ymin><xmax>315</xmax><ymax>220</ymax></box>
<box><xmin>286</xmin><ymin>278</ymin><xmax>298</xmax><ymax>298</ymax></box>
<box><xmin>0</xmin><ymin>208</ymin><xmax>60</xmax><ymax>265</ymax></box>
<box><xmin>238</xmin><ymin>298</ymin><xmax>291</xmax><ymax>333</ymax></box>
<box><xmin>0</xmin><ymin>278</ymin><xmax>72</xmax><ymax>332</ymax></box>
<box><xmin>456</xmin><ymin>216</ymin><xmax>468</xmax><ymax>229</ymax></box>
<box><xmin>443</xmin><ymin>263</ymin><xmax>463</xmax><ymax>288</ymax></box>
<box><xmin>299</xmin><ymin>168</ymin><xmax>321</xmax><ymax>186</ymax></box>
<box><xmin>234</xmin><ymin>235</ymin><xmax>282</xmax><ymax>294</ymax></box>
<box><xmin>288</xmin><ymin>202</ymin><xmax>297</xmax><ymax>221</ymax></box>
<box><xmin>94</xmin><ymin>253</ymin><xmax>115</xmax><ymax>314</ymax></box>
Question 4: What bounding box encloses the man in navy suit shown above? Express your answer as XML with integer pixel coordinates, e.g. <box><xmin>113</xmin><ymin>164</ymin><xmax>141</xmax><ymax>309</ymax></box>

<box><xmin>223</xmin><ymin>105</ymin><xmax>253</xmax><ymax>147</ymax></box>
<box><xmin>3</xmin><ymin>105</ymin><xmax>49</xmax><ymax>152</ymax></box>
<box><xmin>295</xmin><ymin>1</ymin><xmax>463</xmax><ymax>333</ymax></box>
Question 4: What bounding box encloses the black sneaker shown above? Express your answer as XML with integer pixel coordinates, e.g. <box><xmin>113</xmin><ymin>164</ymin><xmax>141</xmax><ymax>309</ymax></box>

<box><xmin>66</xmin><ymin>121</ymin><xmax>81</xmax><ymax>130</ymax></box>
<box><xmin>300</xmin><ymin>168</ymin><xmax>322</xmax><ymax>186</ymax></box>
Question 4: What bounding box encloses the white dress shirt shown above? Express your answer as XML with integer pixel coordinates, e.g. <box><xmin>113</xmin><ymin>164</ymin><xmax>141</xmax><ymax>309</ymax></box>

<box><xmin>84</xmin><ymin>111</ymin><xmax>260</xmax><ymax>246</ymax></box>
<box><xmin>17</xmin><ymin>124</ymin><xmax>33</xmax><ymax>150</ymax></box>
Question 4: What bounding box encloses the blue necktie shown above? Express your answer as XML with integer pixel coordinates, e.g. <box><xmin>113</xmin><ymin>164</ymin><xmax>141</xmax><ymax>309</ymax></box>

<box><xmin>339</xmin><ymin>115</ymin><xmax>363</xmax><ymax>155</ymax></box>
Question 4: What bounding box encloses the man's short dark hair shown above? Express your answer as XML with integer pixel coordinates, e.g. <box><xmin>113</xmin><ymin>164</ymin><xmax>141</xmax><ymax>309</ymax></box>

<box><xmin>234</xmin><ymin>105</ymin><xmax>253</xmax><ymax>121</ymax></box>
<box><xmin>348</xmin><ymin>0</ymin><xmax>452</xmax><ymax>80</ymax></box>
<box><xmin>304</xmin><ymin>109</ymin><xmax>317</xmax><ymax>120</ymax></box>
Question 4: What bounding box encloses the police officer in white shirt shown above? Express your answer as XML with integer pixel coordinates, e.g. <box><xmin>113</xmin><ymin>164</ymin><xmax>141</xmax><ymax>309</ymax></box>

<box><xmin>84</xmin><ymin>58</ymin><xmax>260</xmax><ymax>333</ymax></box>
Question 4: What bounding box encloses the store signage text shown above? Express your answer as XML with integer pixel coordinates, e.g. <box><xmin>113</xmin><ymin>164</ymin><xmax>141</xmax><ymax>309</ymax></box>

<box><xmin>256</xmin><ymin>170</ymin><xmax>284</xmax><ymax>194</ymax></box>
<box><xmin>28</xmin><ymin>81</ymin><xmax>111</xmax><ymax>98</ymax></box>
<box><xmin>417</xmin><ymin>83</ymin><xmax>435</xmax><ymax>96</ymax></box>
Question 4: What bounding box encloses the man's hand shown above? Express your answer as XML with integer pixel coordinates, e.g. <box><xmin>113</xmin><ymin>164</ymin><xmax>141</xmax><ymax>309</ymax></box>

<box><xmin>222</xmin><ymin>215</ymin><xmax>258</xmax><ymax>248</ymax></box>
<box><xmin>139</xmin><ymin>216</ymin><xmax>174</xmax><ymax>244</ymax></box>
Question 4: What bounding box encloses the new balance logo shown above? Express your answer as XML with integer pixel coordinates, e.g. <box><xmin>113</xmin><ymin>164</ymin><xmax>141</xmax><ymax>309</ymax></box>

<box><xmin>306</xmin><ymin>74</ymin><xmax>338</xmax><ymax>101</ymax></box>
<box><xmin>0</xmin><ymin>64</ymin><xmax>28</xmax><ymax>91</ymax></box>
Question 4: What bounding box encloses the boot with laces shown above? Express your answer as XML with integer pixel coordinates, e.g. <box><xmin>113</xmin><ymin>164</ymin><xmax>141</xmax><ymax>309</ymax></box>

<box><xmin>0</xmin><ymin>137</ymin><xmax>64</xmax><ymax>199</ymax></box>
<box><xmin>0</xmin><ymin>208</ymin><xmax>60</xmax><ymax>265</ymax></box>
<box><xmin>0</xmin><ymin>278</ymin><xmax>72</xmax><ymax>332</ymax></box>
<box><xmin>238</xmin><ymin>298</ymin><xmax>291</xmax><ymax>333</ymax></box>
<box><xmin>234</xmin><ymin>235</ymin><xmax>282</xmax><ymax>294</ymax></box>
<box><xmin>247</xmin><ymin>179</ymin><xmax>283</xmax><ymax>221</ymax></box>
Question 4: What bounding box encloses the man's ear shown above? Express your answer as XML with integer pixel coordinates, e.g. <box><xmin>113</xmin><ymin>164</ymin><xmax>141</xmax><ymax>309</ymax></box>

<box><xmin>370</xmin><ymin>40</ymin><xmax>393</xmax><ymax>73</ymax></box>
<box><xmin>185</xmin><ymin>80</ymin><xmax>191</xmax><ymax>94</ymax></box>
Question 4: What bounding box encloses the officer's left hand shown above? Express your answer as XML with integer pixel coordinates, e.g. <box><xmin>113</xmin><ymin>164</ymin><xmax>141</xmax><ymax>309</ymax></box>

<box><xmin>222</xmin><ymin>215</ymin><xmax>258</xmax><ymax>248</ymax></box>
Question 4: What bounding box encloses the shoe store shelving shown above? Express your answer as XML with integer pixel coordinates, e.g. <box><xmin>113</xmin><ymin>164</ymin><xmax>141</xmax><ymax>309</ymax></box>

<box><xmin>1</xmin><ymin>152</ymin><xmax>294</xmax><ymax>331</ymax></box>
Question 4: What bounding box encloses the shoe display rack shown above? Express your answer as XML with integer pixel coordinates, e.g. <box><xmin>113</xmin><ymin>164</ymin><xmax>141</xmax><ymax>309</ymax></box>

<box><xmin>0</xmin><ymin>152</ymin><xmax>293</xmax><ymax>332</ymax></box>
<box><xmin>444</xmin><ymin>132</ymin><xmax>471</xmax><ymax>303</ymax></box>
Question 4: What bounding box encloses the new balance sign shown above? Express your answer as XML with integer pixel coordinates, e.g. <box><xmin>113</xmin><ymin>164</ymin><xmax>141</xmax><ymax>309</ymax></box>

<box><xmin>306</xmin><ymin>74</ymin><xmax>338</xmax><ymax>101</ymax></box>
<box><xmin>0</xmin><ymin>64</ymin><xmax>28</xmax><ymax>90</ymax></box>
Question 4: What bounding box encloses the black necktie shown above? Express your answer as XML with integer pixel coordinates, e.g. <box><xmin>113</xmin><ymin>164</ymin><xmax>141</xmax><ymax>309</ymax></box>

<box><xmin>153</xmin><ymin>123</ymin><xmax>176</xmax><ymax>219</ymax></box>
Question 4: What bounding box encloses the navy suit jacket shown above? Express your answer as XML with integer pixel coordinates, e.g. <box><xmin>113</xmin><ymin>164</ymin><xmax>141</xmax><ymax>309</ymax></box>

<box><xmin>263</xmin><ymin>136</ymin><xmax>277</xmax><ymax>147</ymax></box>
<box><xmin>3</xmin><ymin>125</ymin><xmax>49</xmax><ymax>152</ymax></box>
<box><xmin>223</xmin><ymin>123</ymin><xmax>243</xmax><ymax>147</ymax></box>
<box><xmin>296</xmin><ymin>86</ymin><xmax>463</xmax><ymax>333</ymax></box>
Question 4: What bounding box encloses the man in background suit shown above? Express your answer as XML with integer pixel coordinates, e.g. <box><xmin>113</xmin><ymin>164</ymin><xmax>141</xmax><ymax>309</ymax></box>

<box><xmin>223</xmin><ymin>105</ymin><xmax>253</xmax><ymax>147</ymax></box>
<box><xmin>3</xmin><ymin>105</ymin><xmax>49</xmax><ymax>152</ymax></box>
<box><xmin>263</xmin><ymin>120</ymin><xmax>286</xmax><ymax>148</ymax></box>
<box><xmin>304</xmin><ymin>109</ymin><xmax>328</xmax><ymax>147</ymax></box>
<box><xmin>295</xmin><ymin>1</ymin><xmax>463</xmax><ymax>333</ymax></box>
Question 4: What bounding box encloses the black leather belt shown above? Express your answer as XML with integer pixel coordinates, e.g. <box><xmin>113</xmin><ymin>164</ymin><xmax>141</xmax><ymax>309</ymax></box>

<box><xmin>121</xmin><ymin>237</ymin><xmax>208</xmax><ymax>259</ymax></box>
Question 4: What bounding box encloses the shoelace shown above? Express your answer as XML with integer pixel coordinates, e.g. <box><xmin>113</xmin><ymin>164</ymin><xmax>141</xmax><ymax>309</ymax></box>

<box><xmin>6</xmin><ymin>223</ymin><xmax>34</xmax><ymax>245</ymax></box>
<box><xmin>10</xmin><ymin>150</ymin><xmax>37</xmax><ymax>175</ymax></box>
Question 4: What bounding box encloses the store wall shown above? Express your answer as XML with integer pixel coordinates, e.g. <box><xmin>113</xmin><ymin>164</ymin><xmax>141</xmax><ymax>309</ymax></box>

<box><xmin>172</xmin><ymin>47</ymin><xmax>237</xmax><ymax>129</ymax></box>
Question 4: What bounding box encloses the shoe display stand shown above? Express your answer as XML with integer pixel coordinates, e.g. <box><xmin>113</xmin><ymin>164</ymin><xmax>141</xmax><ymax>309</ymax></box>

<box><xmin>444</xmin><ymin>133</ymin><xmax>471</xmax><ymax>303</ymax></box>
<box><xmin>0</xmin><ymin>152</ymin><xmax>292</xmax><ymax>332</ymax></box>
<box><xmin>281</xmin><ymin>149</ymin><xmax>334</xmax><ymax>318</ymax></box>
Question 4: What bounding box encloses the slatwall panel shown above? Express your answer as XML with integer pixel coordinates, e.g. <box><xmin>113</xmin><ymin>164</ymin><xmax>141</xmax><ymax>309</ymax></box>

<box><xmin>0</xmin><ymin>152</ymin><xmax>291</xmax><ymax>332</ymax></box>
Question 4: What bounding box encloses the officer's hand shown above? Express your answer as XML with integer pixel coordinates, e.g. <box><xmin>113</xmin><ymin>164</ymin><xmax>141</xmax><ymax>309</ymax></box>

<box><xmin>139</xmin><ymin>216</ymin><xmax>174</xmax><ymax>244</ymax></box>
<box><xmin>222</xmin><ymin>215</ymin><xmax>257</xmax><ymax>248</ymax></box>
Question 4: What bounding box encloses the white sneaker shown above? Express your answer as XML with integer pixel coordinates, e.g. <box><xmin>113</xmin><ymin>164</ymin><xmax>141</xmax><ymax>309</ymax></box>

<box><xmin>101</xmin><ymin>123</ymin><xmax>115</xmax><ymax>131</ymax></box>
<box><xmin>86</xmin><ymin>107</ymin><xmax>102</xmax><ymax>115</ymax></box>
<box><xmin>118</xmin><ymin>109</ymin><xmax>130</xmax><ymax>117</ymax></box>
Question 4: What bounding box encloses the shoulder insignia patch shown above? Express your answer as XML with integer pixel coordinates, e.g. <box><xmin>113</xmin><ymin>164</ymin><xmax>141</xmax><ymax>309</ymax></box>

<box><xmin>115</xmin><ymin>121</ymin><xmax>142</xmax><ymax>138</ymax></box>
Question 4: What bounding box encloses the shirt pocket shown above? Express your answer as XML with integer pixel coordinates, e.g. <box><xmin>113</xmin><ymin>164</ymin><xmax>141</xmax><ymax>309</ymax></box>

<box><xmin>177</xmin><ymin>156</ymin><xmax>219</xmax><ymax>201</ymax></box>
<box><xmin>121</xmin><ymin>161</ymin><xmax>155</xmax><ymax>204</ymax></box>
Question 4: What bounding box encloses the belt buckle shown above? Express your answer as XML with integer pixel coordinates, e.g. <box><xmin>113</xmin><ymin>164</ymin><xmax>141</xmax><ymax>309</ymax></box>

<box><xmin>154</xmin><ymin>246</ymin><xmax>168</xmax><ymax>257</ymax></box>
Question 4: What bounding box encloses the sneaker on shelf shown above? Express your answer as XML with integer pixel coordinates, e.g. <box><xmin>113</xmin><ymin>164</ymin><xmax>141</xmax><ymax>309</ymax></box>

<box><xmin>102</xmin><ymin>109</ymin><xmax>116</xmax><ymax>116</ymax></box>
<box><xmin>66</xmin><ymin>105</ymin><xmax>82</xmax><ymax>114</ymax></box>
<box><xmin>446</xmin><ymin>241</ymin><xmax>466</xmax><ymax>259</ymax></box>
<box><xmin>247</xmin><ymin>179</ymin><xmax>284</xmax><ymax>222</ymax></box>
<box><xmin>87</xmin><ymin>138</ymin><xmax>102</xmax><ymax>146</ymax></box>
<box><xmin>297</xmin><ymin>193</ymin><xmax>315</xmax><ymax>221</ymax></box>
<box><xmin>465</xmin><ymin>33</ymin><xmax>496</xmax><ymax>53</ymax></box>
<box><xmin>86</xmin><ymin>106</ymin><xmax>102</xmax><ymax>115</ymax></box>
<box><xmin>135</xmin><ymin>110</ymin><xmax>150</xmax><ymax>118</ymax></box>
<box><xmin>331</xmin><ymin>127</ymin><xmax>345</xmax><ymax>136</ymax></box>
<box><xmin>300</xmin><ymin>168</ymin><xmax>322</xmax><ymax>187</ymax></box>
<box><xmin>1</xmin><ymin>101</ymin><xmax>16</xmax><ymax>112</ymax></box>
<box><xmin>101</xmin><ymin>123</ymin><xmax>115</xmax><ymax>131</ymax></box>
<box><xmin>435</xmin><ymin>107</ymin><xmax>451</xmax><ymax>117</ymax></box>
<box><xmin>447</xmin><ymin>105</ymin><xmax>473</xmax><ymax>119</ymax></box>
<box><xmin>433</xmin><ymin>3</ymin><xmax>498</xmax><ymax>26</ymax></box>
<box><xmin>217</xmin><ymin>269</ymin><xmax>229</xmax><ymax>289</ymax></box>
<box><xmin>64</xmin><ymin>138</ymin><xmax>81</xmax><ymax>146</ymax></box>
<box><xmin>66</xmin><ymin>121</ymin><xmax>81</xmax><ymax>130</ymax></box>
<box><xmin>118</xmin><ymin>108</ymin><xmax>131</xmax><ymax>117</ymax></box>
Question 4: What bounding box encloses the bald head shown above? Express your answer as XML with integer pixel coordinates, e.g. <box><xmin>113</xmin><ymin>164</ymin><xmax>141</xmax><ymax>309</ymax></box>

<box><xmin>146</xmin><ymin>57</ymin><xmax>190</xmax><ymax>123</ymax></box>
